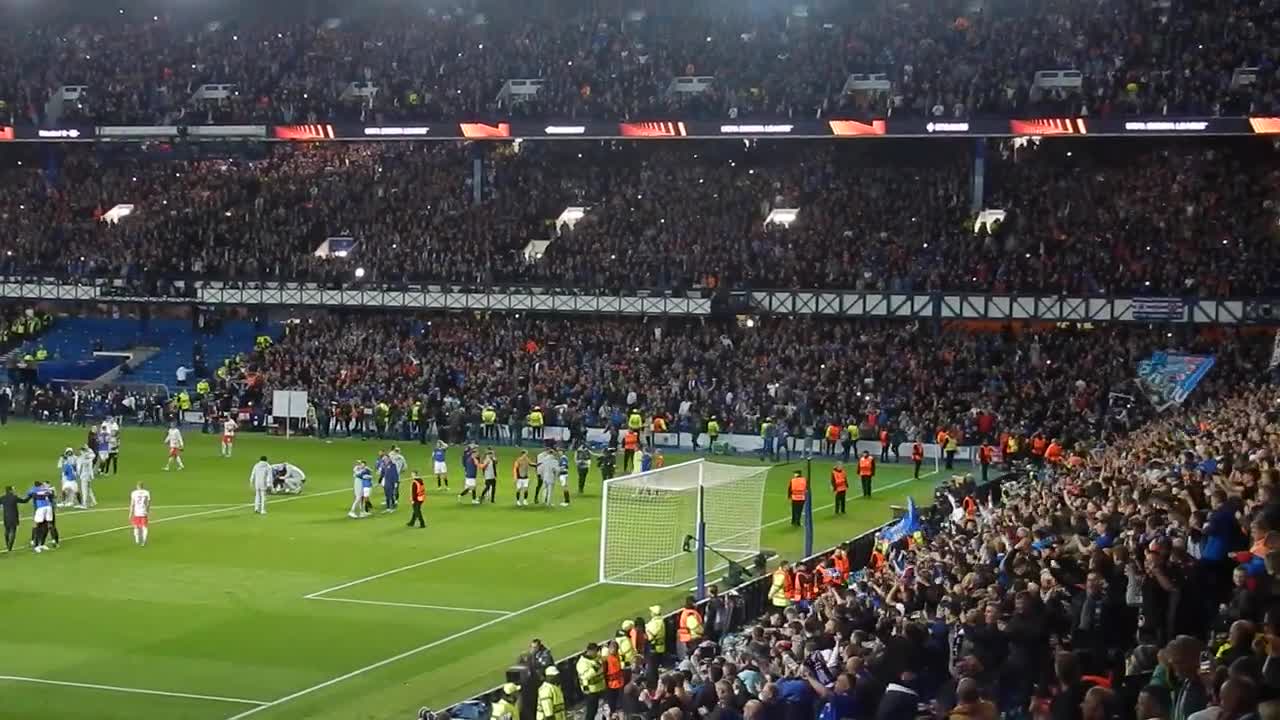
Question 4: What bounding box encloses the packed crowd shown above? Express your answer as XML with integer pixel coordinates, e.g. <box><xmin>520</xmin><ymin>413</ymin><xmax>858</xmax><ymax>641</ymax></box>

<box><xmin>4</xmin><ymin>138</ymin><xmax>1279</xmax><ymax>295</ymax></box>
<box><xmin>982</xmin><ymin>140</ymin><xmax>1280</xmax><ymax>297</ymax></box>
<box><xmin>498</xmin><ymin>346</ymin><xmax>1280</xmax><ymax>720</ymax></box>
<box><xmin>0</xmin><ymin>0</ymin><xmax>1275</xmax><ymax>126</ymax></box>
<box><xmin>563</xmin><ymin>388</ymin><xmax>1280</xmax><ymax>720</ymax></box>
<box><xmin>232</xmin><ymin>314</ymin><xmax>1260</xmax><ymax>449</ymax></box>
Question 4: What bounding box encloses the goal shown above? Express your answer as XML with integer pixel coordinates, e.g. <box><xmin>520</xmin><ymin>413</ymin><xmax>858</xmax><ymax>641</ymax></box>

<box><xmin>598</xmin><ymin>459</ymin><xmax>768</xmax><ymax>588</ymax></box>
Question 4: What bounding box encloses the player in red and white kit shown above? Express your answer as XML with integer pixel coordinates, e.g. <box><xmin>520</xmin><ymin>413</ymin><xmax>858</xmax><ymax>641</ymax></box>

<box><xmin>221</xmin><ymin>417</ymin><xmax>238</xmax><ymax>458</ymax></box>
<box><xmin>129</xmin><ymin>481</ymin><xmax>151</xmax><ymax>546</ymax></box>
<box><xmin>163</xmin><ymin>424</ymin><xmax>185</xmax><ymax>471</ymax></box>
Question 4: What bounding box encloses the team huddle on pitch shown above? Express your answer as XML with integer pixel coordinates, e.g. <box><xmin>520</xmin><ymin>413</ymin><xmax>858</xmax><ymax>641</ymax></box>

<box><xmin>340</xmin><ymin>439</ymin><xmax>669</xmax><ymax>528</ymax></box>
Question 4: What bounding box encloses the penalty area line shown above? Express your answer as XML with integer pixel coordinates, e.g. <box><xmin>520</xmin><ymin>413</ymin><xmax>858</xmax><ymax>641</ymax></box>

<box><xmin>307</xmin><ymin>596</ymin><xmax>512</xmax><ymax>615</ymax></box>
<box><xmin>225</xmin><ymin>581</ymin><xmax>602</xmax><ymax>720</ymax></box>
<box><xmin>0</xmin><ymin>675</ymin><xmax>269</xmax><ymax>706</ymax></box>
<box><xmin>304</xmin><ymin>516</ymin><xmax>594</xmax><ymax>599</ymax></box>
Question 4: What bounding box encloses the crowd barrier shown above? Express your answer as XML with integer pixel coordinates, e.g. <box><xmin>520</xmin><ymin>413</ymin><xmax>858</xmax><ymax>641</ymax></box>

<box><xmin>442</xmin><ymin>516</ymin><xmax>895</xmax><ymax>720</ymax></box>
<box><xmin>349</xmin><ymin>419</ymin><xmax>973</xmax><ymax>465</ymax></box>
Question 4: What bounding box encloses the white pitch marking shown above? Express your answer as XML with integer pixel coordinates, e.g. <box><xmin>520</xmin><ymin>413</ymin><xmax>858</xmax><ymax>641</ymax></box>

<box><xmin>303</xmin><ymin>517</ymin><xmax>594</xmax><ymax>599</ymax></box>
<box><xmin>307</xmin><ymin>596</ymin><xmax>511</xmax><ymax>615</ymax></box>
<box><xmin>227</xmin><ymin>467</ymin><xmax>939</xmax><ymax>719</ymax></box>
<box><xmin>0</xmin><ymin>675</ymin><xmax>269</xmax><ymax>706</ymax></box>
<box><xmin>1</xmin><ymin>487</ymin><xmax>352</xmax><ymax>553</ymax></box>
<box><xmin>61</xmin><ymin>503</ymin><xmax>238</xmax><ymax>515</ymax></box>
<box><xmin>224</xmin><ymin>581</ymin><xmax>603</xmax><ymax>720</ymax></box>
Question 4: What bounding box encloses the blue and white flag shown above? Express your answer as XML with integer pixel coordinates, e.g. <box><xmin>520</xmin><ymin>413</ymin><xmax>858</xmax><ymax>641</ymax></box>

<box><xmin>1132</xmin><ymin>298</ymin><xmax>1185</xmax><ymax>322</ymax></box>
<box><xmin>881</xmin><ymin>497</ymin><xmax>920</xmax><ymax>545</ymax></box>
<box><xmin>1136</xmin><ymin>352</ymin><xmax>1215</xmax><ymax>411</ymax></box>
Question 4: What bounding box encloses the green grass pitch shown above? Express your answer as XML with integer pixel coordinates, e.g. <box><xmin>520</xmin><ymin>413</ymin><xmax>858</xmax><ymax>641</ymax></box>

<box><xmin>0</xmin><ymin>423</ymin><xmax>940</xmax><ymax>720</ymax></box>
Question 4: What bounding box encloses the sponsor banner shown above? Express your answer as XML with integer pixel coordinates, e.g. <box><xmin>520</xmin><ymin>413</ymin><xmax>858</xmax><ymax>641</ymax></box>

<box><xmin>458</xmin><ymin>122</ymin><xmax>511</xmax><ymax>138</ymax></box>
<box><xmin>925</xmin><ymin>121</ymin><xmax>971</xmax><ymax>133</ymax></box>
<box><xmin>1249</xmin><ymin>117</ymin><xmax>1280</xmax><ymax>134</ymax></box>
<box><xmin>1131</xmin><ymin>297</ymin><xmax>1185</xmax><ymax>322</ymax></box>
<box><xmin>828</xmin><ymin>119</ymin><xmax>887</xmax><ymax>136</ymax></box>
<box><xmin>272</xmin><ymin>124</ymin><xmax>337</xmax><ymax>140</ymax></box>
<box><xmin>363</xmin><ymin>126</ymin><xmax>431</xmax><ymax>137</ymax></box>
<box><xmin>235</xmin><ymin>116</ymin><xmax>1278</xmax><ymax>141</ymax></box>
<box><xmin>35</xmin><ymin>128</ymin><xmax>91</xmax><ymax>140</ymax></box>
<box><xmin>0</xmin><ymin>125</ymin><xmax>94</xmax><ymax>140</ymax></box>
<box><xmin>186</xmin><ymin>125</ymin><xmax>266</xmax><ymax>138</ymax></box>
<box><xmin>619</xmin><ymin>121</ymin><xmax>688</xmax><ymax>138</ymax></box>
<box><xmin>1135</xmin><ymin>352</ymin><xmax>1216</xmax><ymax>411</ymax></box>
<box><xmin>718</xmin><ymin>123</ymin><xmax>795</xmax><ymax>134</ymax></box>
<box><xmin>543</xmin><ymin>125</ymin><xmax>586</xmax><ymax>135</ymax></box>
<box><xmin>1123</xmin><ymin>120</ymin><xmax>1210</xmax><ymax>132</ymax></box>
<box><xmin>1010</xmin><ymin>117</ymin><xmax>1088</xmax><ymax>135</ymax></box>
<box><xmin>98</xmin><ymin>125</ymin><xmax>179</xmax><ymax>138</ymax></box>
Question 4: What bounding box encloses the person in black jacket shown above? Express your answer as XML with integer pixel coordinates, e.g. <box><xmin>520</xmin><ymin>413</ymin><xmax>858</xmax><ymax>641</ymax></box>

<box><xmin>0</xmin><ymin>485</ymin><xmax>29</xmax><ymax>551</ymax></box>
<box><xmin>1049</xmin><ymin>651</ymin><xmax>1089</xmax><ymax>720</ymax></box>
<box><xmin>874</xmin><ymin>670</ymin><xmax>919</xmax><ymax>720</ymax></box>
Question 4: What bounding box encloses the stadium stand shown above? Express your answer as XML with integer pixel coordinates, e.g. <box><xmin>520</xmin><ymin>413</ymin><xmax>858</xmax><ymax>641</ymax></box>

<box><xmin>4</xmin><ymin>138</ymin><xmax>1279</xmax><ymax>295</ymax></box>
<box><xmin>3</xmin><ymin>3</ymin><xmax>1280</xmax><ymax>718</ymax></box>
<box><xmin>235</xmin><ymin>314</ymin><xmax>1258</xmax><ymax>444</ymax></box>
<box><xmin>0</xmin><ymin>0</ymin><xmax>1276</xmax><ymax>126</ymax></box>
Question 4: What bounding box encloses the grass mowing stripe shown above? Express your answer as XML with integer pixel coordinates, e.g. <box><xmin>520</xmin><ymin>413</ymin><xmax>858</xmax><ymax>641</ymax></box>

<box><xmin>308</xmin><ymin>597</ymin><xmax>512</xmax><ymax>615</ymax></box>
<box><xmin>303</xmin><ymin>517</ymin><xmax>595</xmax><ymax>598</ymax></box>
<box><xmin>224</xmin><ymin>581</ymin><xmax>605</xmax><ymax>720</ymax></box>
<box><xmin>0</xmin><ymin>675</ymin><xmax>269</xmax><ymax>705</ymax></box>
<box><xmin>1</xmin><ymin>487</ymin><xmax>352</xmax><ymax>553</ymax></box>
<box><xmin>231</xmin><ymin>470</ymin><xmax>940</xmax><ymax>719</ymax></box>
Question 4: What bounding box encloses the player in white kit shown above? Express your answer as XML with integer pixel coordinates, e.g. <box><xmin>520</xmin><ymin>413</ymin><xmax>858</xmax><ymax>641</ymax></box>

<box><xmin>76</xmin><ymin>446</ymin><xmax>97</xmax><ymax>509</ymax></box>
<box><xmin>249</xmin><ymin>455</ymin><xmax>272</xmax><ymax>514</ymax></box>
<box><xmin>129</xmin><ymin>482</ymin><xmax>151</xmax><ymax>546</ymax></box>
<box><xmin>163</xmin><ymin>424</ymin><xmax>185</xmax><ymax>471</ymax></box>
<box><xmin>57</xmin><ymin>448</ymin><xmax>78</xmax><ymax>507</ymax></box>
<box><xmin>221</xmin><ymin>417</ymin><xmax>238</xmax><ymax>458</ymax></box>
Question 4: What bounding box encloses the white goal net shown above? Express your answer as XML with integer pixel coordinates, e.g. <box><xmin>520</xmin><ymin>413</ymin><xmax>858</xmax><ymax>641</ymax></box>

<box><xmin>598</xmin><ymin>459</ymin><xmax>769</xmax><ymax>588</ymax></box>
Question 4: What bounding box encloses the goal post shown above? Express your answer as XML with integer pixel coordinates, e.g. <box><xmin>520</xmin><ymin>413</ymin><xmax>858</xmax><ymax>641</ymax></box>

<box><xmin>598</xmin><ymin>459</ymin><xmax>768</xmax><ymax>590</ymax></box>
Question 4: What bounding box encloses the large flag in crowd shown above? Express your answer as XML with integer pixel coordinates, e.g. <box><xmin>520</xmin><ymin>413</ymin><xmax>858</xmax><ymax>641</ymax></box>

<box><xmin>1136</xmin><ymin>351</ymin><xmax>1216</xmax><ymax>411</ymax></box>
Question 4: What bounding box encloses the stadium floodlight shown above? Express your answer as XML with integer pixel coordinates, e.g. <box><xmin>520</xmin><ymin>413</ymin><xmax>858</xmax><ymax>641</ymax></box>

<box><xmin>555</xmin><ymin>206</ymin><xmax>588</xmax><ymax>234</ymax></box>
<box><xmin>354</xmin><ymin>267</ymin><xmax>366</xmax><ymax>279</ymax></box>
<box><xmin>100</xmin><ymin>204</ymin><xmax>135</xmax><ymax>224</ymax></box>
<box><xmin>599</xmin><ymin>459</ymin><xmax>767</xmax><ymax>593</ymax></box>
<box><xmin>764</xmin><ymin>208</ymin><xmax>798</xmax><ymax>228</ymax></box>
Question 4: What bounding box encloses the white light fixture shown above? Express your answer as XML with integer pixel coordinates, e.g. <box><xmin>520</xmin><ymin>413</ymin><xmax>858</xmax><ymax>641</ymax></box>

<box><xmin>764</xmin><ymin>208</ymin><xmax>799</xmax><ymax>228</ymax></box>
<box><xmin>100</xmin><ymin>204</ymin><xmax>135</xmax><ymax>224</ymax></box>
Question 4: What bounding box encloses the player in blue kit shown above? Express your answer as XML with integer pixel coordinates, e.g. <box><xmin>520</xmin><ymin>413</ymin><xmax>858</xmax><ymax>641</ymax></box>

<box><xmin>458</xmin><ymin>444</ymin><xmax>478</xmax><ymax>504</ymax></box>
<box><xmin>556</xmin><ymin>447</ymin><xmax>571</xmax><ymax>506</ymax></box>
<box><xmin>378</xmin><ymin>451</ymin><xmax>400</xmax><ymax>512</ymax></box>
<box><xmin>639</xmin><ymin>447</ymin><xmax>654</xmax><ymax>474</ymax></box>
<box><xmin>432</xmin><ymin>441</ymin><xmax>450</xmax><ymax>489</ymax></box>
<box><xmin>28</xmin><ymin>480</ymin><xmax>57</xmax><ymax>552</ymax></box>
<box><xmin>348</xmin><ymin>460</ymin><xmax>374</xmax><ymax>518</ymax></box>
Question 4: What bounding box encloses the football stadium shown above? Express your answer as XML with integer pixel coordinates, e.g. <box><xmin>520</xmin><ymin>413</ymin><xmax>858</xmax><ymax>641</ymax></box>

<box><xmin>2</xmin><ymin>1</ymin><xmax>1280</xmax><ymax>720</ymax></box>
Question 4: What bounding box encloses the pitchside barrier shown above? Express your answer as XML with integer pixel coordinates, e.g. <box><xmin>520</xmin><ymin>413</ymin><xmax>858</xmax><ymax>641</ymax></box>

<box><xmin>429</xmin><ymin>420</ymin><xmax>965</xmax><ymax>467</ymax></box>
<box><xmin>442</xmin><ymin>516</ymin><xmax>896</xmax><ymax>720</ymax></box>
